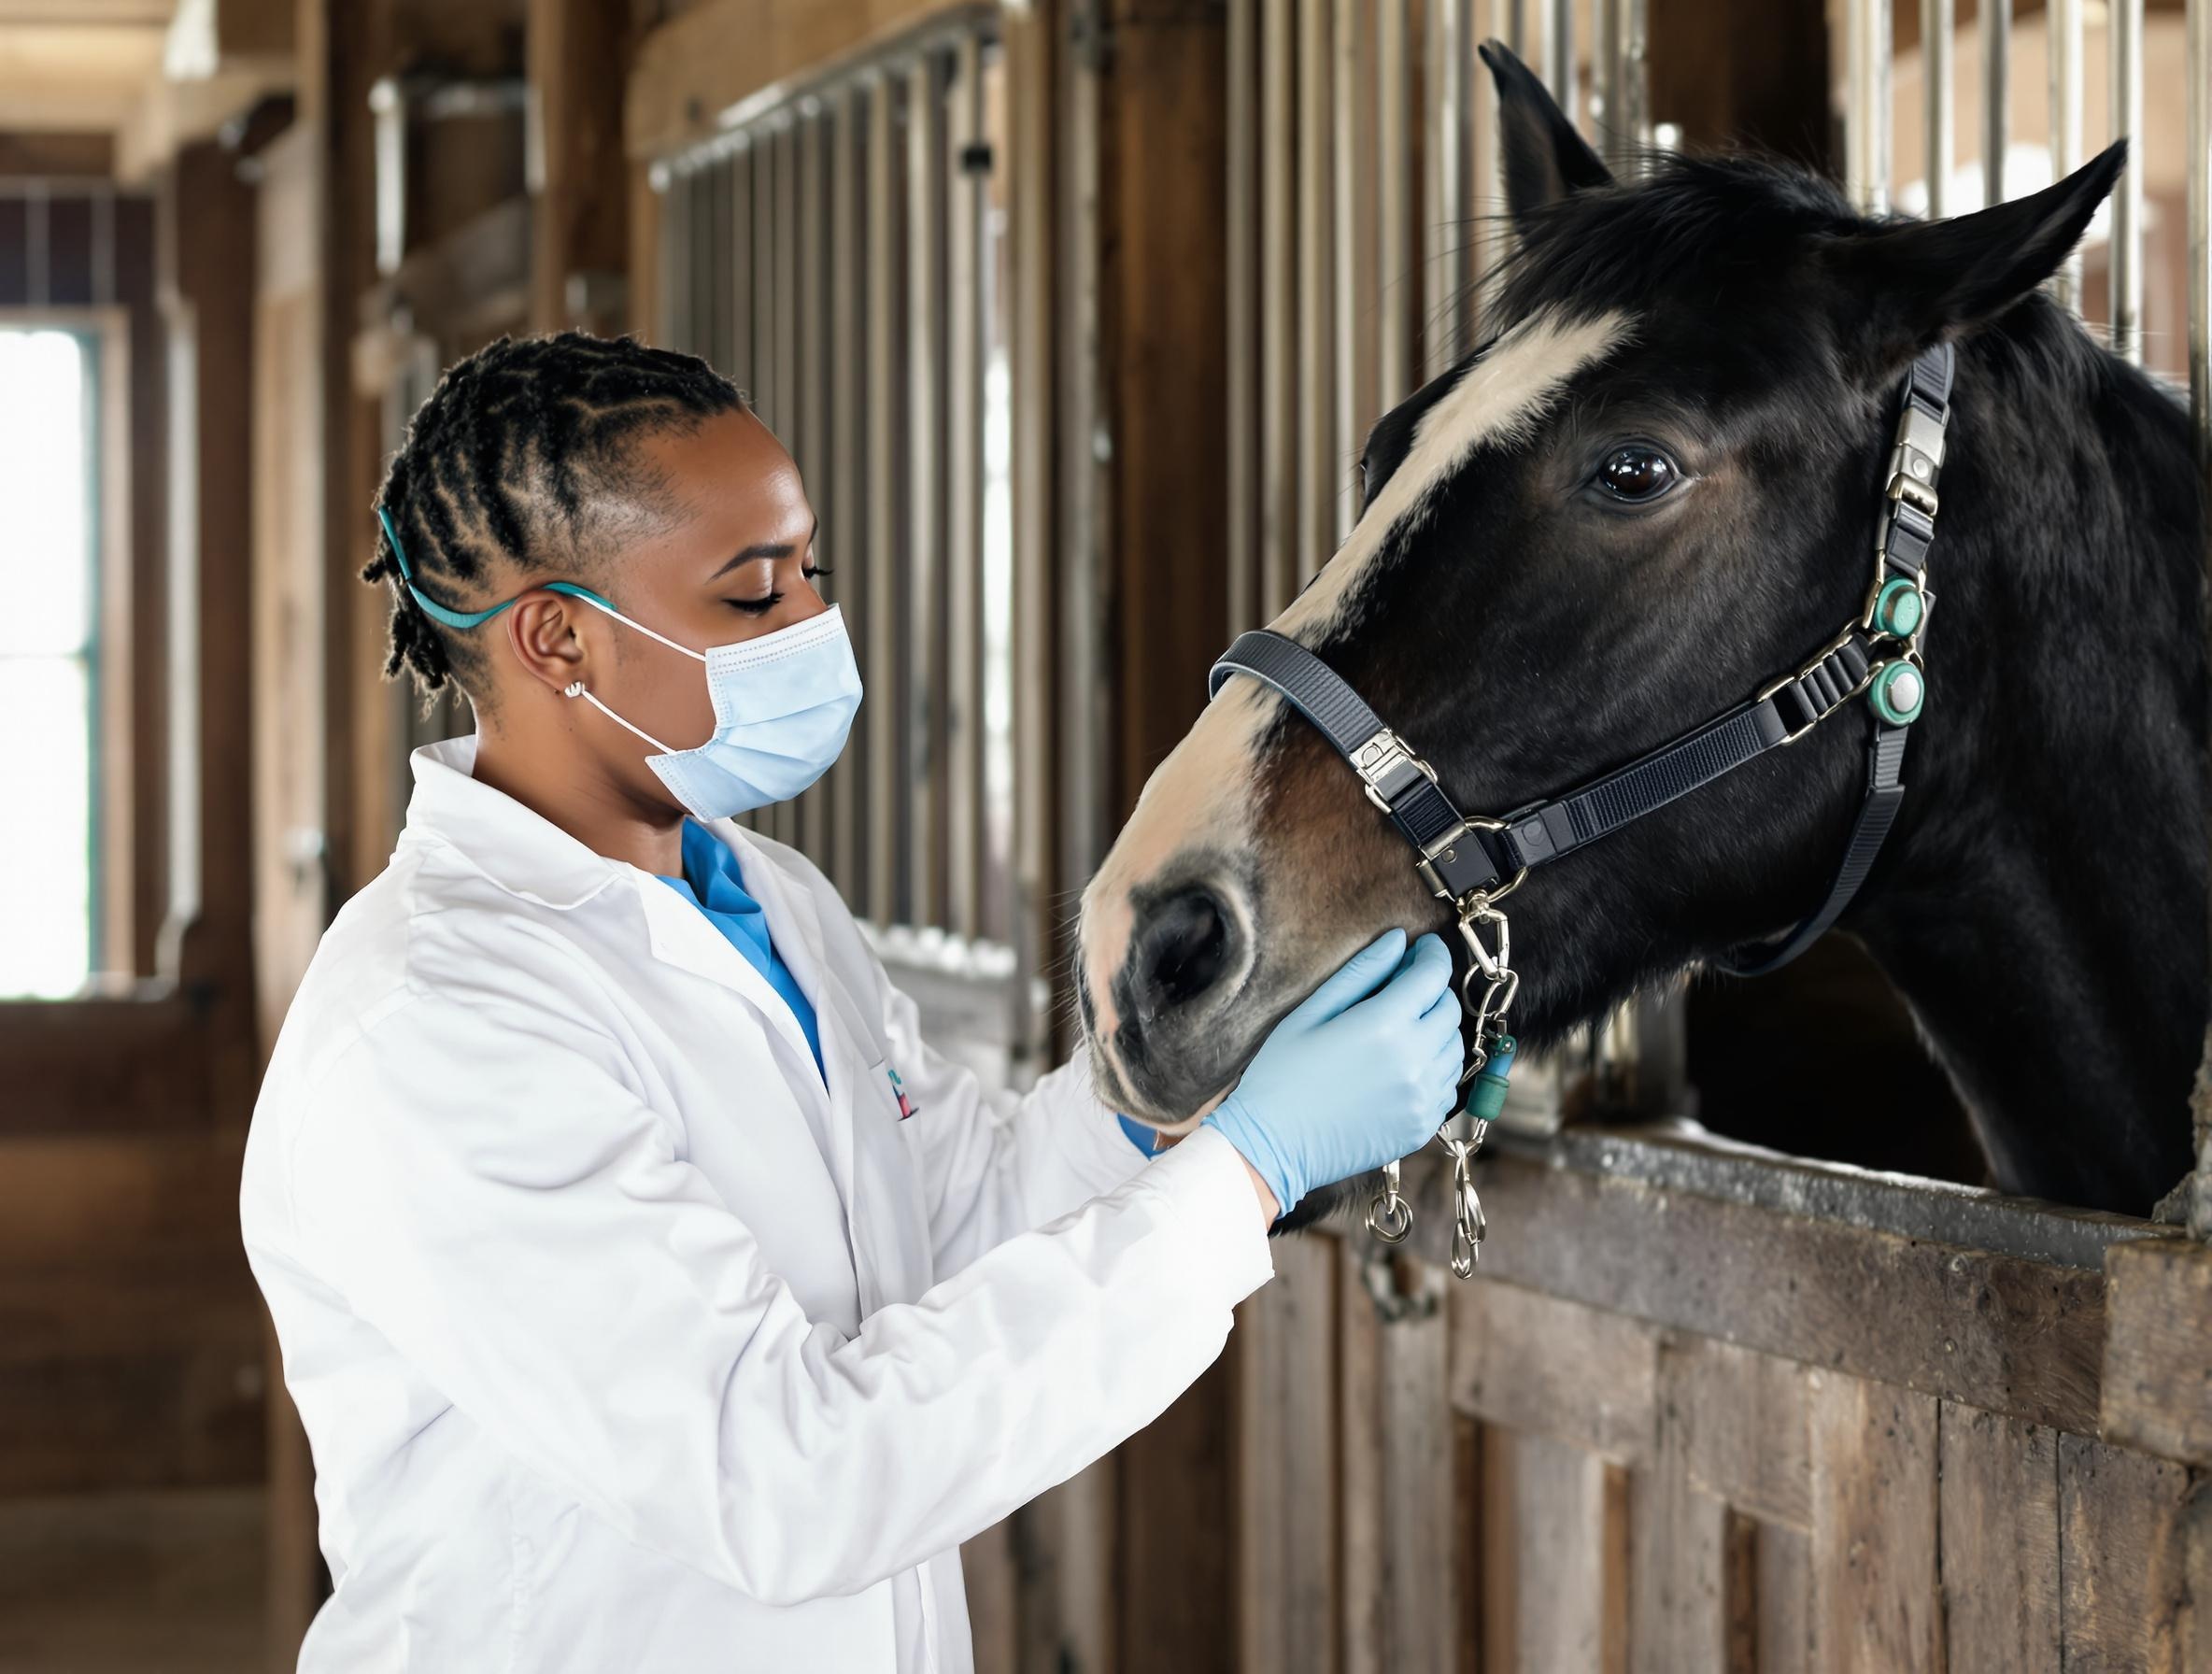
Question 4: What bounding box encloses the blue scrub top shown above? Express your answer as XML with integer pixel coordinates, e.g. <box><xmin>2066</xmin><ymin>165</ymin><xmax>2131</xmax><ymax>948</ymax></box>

<box><xmin>657</xmin><ymin>820</ymin><xmax>825</xmax><ymax>1080</ymax></box>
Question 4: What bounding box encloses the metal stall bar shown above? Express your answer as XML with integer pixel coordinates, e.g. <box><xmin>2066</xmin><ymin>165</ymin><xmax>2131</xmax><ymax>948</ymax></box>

<box><xmin>1846</xmin><ymin>0</ymin><xmax>1893</xmax><ymax>213</ymax></box>
<box><xmin>1923</xmin><ymin>0</ymin><xmax>1954</xmax><ymax>219</ymax></box>
<box><xmin>771</xmin><ymin>119</ymin><xmax>801</xmax><ymax>847</ymax></box>
<box><xmin>1983</xmin><ymin>0</ymin><xmax>2010</xmax><ymax>207</ymax></box>
<box><xmin>866</xmin><ymin>71</ymin><xmax>903</xmax><ymax>921</ymax></box>
<box><xmin>2049</xmin><ymin>0</ymin><xmax>2084</xmax><ymax>308</ymax></box>
<box><xmin>830</xmin><ymin>83</ymin><xmax>867</xmax><ymax>902</ymax></box>
<box><xmin>944</xmin><ymin>33</ymin><xmax>988</xmax><ymax>942</ymax></box>
<box><xmin>728</xmin><ymin>140</ymin><xmax>753</xmax><ymax>387</ymax></box>
<box><xmin>660</xmin><ymin>160</ymin><xmax>693</xmax><ymax>352</ymax></box>
<box><xmin>2111</xmin><ymin>0</ymin><xmax>2145</xmax><ymax>362</ymax></box>
<box><xmin>1260</xmin><ymin>0</ymin><xmax>1297</xmax><ymax>617</ymax></box>
<box><xmin>1333</xmin><ymin>0</ymin><xmax>1378</xmax><ymax>547</ymax></box>
<box><xmin>1296</xmin><ymin>0</ymin><xmax>1336</xmax><ymax>583</ymax></box>
<box><xmin>1227</xmin><ymin>0</ymin><xmax>1260</xmax><ymax>633</ymax></box>
<box><xmin>1609</xmin><ymin>0</ymin><xmax>1651</xmax><ymax>173</ymax></box>
<box><xmin>1542</xmin><ymin>0</ymin><xmax>1576</xmax><ymax>121</ymax></box>
<box><xmin>752</xmin><ymin>129</ymin><xmax>779</xmax><ymax>431</ymax></box>
<box><xmin>710</xmin><ymin>150</ymin><xmax>734</xmax><ymax>378</ymax></box>
<box><xmin>1425</xmin><ymin>0</ymin><xmax>1466</xmax><ymax>378</ymax></box>
<box><xmin>795</xmin><ymin>106</ymin><xmax>830</xmax><ymax>862</ymax></box>
<box><xmin>907</xmin><ymin>50</ymin><xmax>949</xmax><ymax>929</ymax></box>
<box><xmin>1377</xmin><ymin>0</ymin><xmax>1412</xmax><ymax>406</ymax></box>
<box><xmin>1005</xmin><ymin>4</ymin><xmax>1056</xmax><ymax>1045</ymax></box>
<box><xmin>2192</xmin><ymin>0</ymin><xmax>2210</xmax><ymax>470</ymax></box>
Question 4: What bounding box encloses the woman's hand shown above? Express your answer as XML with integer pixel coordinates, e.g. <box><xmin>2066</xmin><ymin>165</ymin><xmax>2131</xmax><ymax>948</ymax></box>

<box><xmin>1202</xmin><ymin>929</ymin><xmax>1462</xmax><ymax>1222</ymax></box>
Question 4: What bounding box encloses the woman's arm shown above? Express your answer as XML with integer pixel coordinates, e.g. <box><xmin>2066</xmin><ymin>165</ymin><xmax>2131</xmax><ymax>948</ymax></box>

<box><xmin>290</xmin><ymin>994</ymin><xmax>1271</xmax><ymax>1609</ymax></box>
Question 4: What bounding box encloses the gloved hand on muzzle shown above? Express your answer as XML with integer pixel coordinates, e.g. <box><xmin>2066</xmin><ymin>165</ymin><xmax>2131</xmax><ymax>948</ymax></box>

<box><xmin>1203</xmin><ymin>929</ymin><xmax>1462</xmax><ymax>1218</ymax></box>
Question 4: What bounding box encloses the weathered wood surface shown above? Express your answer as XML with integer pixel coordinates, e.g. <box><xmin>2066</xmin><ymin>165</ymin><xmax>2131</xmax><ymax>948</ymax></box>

<box><xmin>2058</xmin><ymin>1436</ymin><xmax>2200</xmax><ymax>1672</ymax></box>
<box><xmin>2102</xmin><ymin>1237</ymin><xmax>2212</xmax><ymax>1468</ymax></box>
<box><xmin>1398</xmin><ymin>1140</ymin><xmax>2114</xmax><ymax>1433</ymax></box>
<box><xmin>1938</xmin><ymin>1405</ymin><xmax>2063</xmax><ymax>1673</ymax></box>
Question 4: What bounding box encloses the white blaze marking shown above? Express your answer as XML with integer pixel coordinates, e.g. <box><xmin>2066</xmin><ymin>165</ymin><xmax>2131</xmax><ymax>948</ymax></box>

<box><xmin>1274</xmin><ymin>307</ymin><xmax>1630</xmax><ymax>641</ymax></box>
<box><xmin>1080</xmin><ymin>306</ymin><xmax>1630</xmax><ymax>1083</ymax></box>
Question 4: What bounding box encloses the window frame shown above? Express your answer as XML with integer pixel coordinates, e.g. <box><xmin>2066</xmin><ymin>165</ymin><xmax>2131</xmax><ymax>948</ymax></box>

<box><xmin>0</xmin><ymin>305</ymin><xmax>135</xmax><ymax>995</ymax></box>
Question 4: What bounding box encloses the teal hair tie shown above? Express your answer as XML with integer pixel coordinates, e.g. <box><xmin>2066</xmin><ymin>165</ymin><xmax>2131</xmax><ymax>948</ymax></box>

<box><xmin>375</xmin><ymin>505</ymin><xmax>616</xmax><ymax>630</ymax></box>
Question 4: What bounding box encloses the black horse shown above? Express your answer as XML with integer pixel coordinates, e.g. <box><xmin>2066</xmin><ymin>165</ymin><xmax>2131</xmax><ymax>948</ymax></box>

<box><xmin>1076</xmin><ymin>45</ymin><xmax>2207</xmax><ymax>1220</ymax></box>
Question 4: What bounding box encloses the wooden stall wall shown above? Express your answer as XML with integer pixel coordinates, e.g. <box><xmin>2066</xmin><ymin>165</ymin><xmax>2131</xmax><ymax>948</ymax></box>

<box><xmin>1229</xmin><ymin>1140</ymin><xmax>2212</xmax><ymax>1674</ymax></box>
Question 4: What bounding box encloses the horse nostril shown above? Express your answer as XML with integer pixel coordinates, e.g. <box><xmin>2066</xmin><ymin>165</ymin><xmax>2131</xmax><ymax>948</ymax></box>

<box><xmin>1128</xmin><ymin>887</ymin><xmax>1234</xmax><ymax>1022</ymax></box>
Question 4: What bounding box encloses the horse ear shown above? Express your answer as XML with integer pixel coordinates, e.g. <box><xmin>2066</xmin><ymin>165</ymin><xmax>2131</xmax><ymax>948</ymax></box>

<box><xmin>1479</xmin><ymin>40</ymin><xmax>1612</xmax><ymax>228</ymax></box>
<box><xmin>1831</xmin><ymin>142</ymin><xmax>2127</xmax><ymax>351</ymax></box>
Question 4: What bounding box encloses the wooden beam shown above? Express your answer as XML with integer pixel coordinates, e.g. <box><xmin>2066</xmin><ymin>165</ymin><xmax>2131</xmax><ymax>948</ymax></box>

<box><xmin>2100</xmin><ymin>1237</ymin><xmax>2212</xmax><ymax>1467</ymax></box>
<box><xmin>528</xmin><ymin>0</ymin><xmax>633</xmax><ymax>333</ymax></box>
<box><xmin>0</xmin><ymin>131</ymin><xmax>113</xmax><ymax>177</ymax></box>
<box><xmin>624</xmin><ymin>0</ymin><xmax>975</xmax><ymax>164</ymax></box>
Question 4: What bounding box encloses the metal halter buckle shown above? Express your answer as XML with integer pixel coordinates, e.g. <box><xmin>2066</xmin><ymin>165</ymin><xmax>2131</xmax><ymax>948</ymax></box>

<box><xmin>1351</xmin><ymin>728</ymin><xmax>1437</xmax><ymax>812</ymax></box>
<box><xmin>1757</xmin><ymin>629</ymin><xmax>1876</xmax><ymax>744</ymax></box>
<box><xmin>1886</xmin><ymin>404</ymin><xmax>1945</xmax><ymax>518</ymax></box>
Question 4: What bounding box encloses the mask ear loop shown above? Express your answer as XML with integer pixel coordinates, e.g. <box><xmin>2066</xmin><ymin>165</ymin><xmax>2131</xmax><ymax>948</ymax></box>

<box><xmin>563</xmin><ymin>681</ymin><xmax>678</xmax><ymax>754</ymax></box>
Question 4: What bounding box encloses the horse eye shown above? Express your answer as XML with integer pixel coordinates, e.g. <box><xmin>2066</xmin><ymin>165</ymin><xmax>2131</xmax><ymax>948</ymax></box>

<box><xmin>1595</xmin><ymin>446</ymin><xmax>1680</xmax><ymax>503</ymax></box>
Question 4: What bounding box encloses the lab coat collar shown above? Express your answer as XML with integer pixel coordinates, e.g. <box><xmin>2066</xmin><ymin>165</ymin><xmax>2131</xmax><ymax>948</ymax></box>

<box><xmin>404</xmin><ymin>735</ymin><xmax>627</xmax><ymax>912</ymax></box>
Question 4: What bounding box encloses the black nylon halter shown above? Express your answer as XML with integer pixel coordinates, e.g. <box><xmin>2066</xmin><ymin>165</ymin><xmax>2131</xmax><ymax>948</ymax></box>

<box><xmin>1208</xmin><ymin>342</ymin><xmax>1954</xmax><ymax>977</ymax></box>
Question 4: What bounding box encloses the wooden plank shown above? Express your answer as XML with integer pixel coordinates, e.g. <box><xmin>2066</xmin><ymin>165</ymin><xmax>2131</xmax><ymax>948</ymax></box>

<box><xmin>1236</xmin><ymin>1233</ymin><xmax>1339</xmax><ymax>1674</ymax></box>
<box><xmin>1447</xmin><ymin>1277</ymin><xmax>1656</xmax><ymax>1466</ymax></box>
<box><xmin>1453</xmin><ymin>1410</ymin><xmax>1482</xmax><ymax>1674</ymax></box>
<box><xmin>1751</xmin><ymin>1521</ymin><xmax>1812</xmax><ymax>1674</ymax></box>
<box><xmin>1672</xmin><ymin>1335</ymin><xmax>1811</xmax><ymax>1527</ymax></box>
<box><xmin>1224</xmin><ymin>0</ymin><xmax>1258</xmax><ymax>633</ymax></box>
<box><xmin>2102</xmin><ymin>1238</ymin><xmax>2212</xmax><ymax>1468</ymax></box>
<box><xmin>1630</xmin><ymin>1332</ymin><xmax>1736</xmax><ymax>1673</ymax></box>
<box><xmin>1482</xmin><ymin>1427</ymin><xmax>1630</xmax><ymax>1674</ymax></box>
<box><xmin>1339</xmin><ymin>1246</ymin><xmax>1386</xmax><ymax>1674</ymax></box>
<box><xmin>1014</xmin><ymin>1462</ymin><xmax>1115</xmax><ymax>1674</ymax></box>
<box><xmin>1937</xmin><ymin>1403</ymin><xmax>2061</xmax><ymax>1674</ymax></box>
<box><xmin>1397</xmin><ymin>1147</ymin><xmax>2111</xmax><ymax>1432</ymax></box>
<box><xmin>2057</xmin><ymin>1435</ymin><xmax>2198</xmax><ymax>1672</ymax></box>
<box><xmin>960</xmin><ymin>1515</ymin><xmax>1017</xmax><ymax>1674</ymax></box>
<box><xmin>527</xmin><ymin>0</ymin><xmax>633</xmax><ymax>333</ymax></box>
<box><xmin>625</xmin><ymin>0</ymin><xmax>976</xmax><ymax>164</ymax></box>
<box><xmin>1376</xmin><ymin>1259</ymin><xmax>1458</xmax><ymax>1674</ymax></box>
<box><xmin>1808</xmin><ymin>1372</ymin><xmax>1941</xmax><ymax>1673</ymax></box>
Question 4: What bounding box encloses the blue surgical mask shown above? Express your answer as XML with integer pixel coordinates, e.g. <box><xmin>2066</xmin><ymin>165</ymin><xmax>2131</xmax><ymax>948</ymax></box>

<box><xmin>376</xmin><ymin>506</ymin><xmax>862</xmax><ymax>820</ymax></box>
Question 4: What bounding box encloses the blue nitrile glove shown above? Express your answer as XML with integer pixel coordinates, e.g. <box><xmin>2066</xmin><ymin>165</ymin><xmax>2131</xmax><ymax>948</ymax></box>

<box><xmin>1203</xmin><ymin>929</ymin><xmax>1462</xmax><ymax>1216</ymax></box>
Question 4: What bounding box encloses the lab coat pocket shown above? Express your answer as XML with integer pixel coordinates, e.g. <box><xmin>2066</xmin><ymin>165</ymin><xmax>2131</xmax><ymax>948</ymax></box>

<box><xmin>853</xmin><ymin>1057</ymin><xmax>936</xmax><ymax>1306</ymax></box>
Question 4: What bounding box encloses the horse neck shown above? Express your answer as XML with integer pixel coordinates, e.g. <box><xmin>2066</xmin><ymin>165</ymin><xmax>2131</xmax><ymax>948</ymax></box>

<box><xmin>1846</xmin><ymin>307</ymin><xmax>2208</xmax><ymax>1213</ymax></box>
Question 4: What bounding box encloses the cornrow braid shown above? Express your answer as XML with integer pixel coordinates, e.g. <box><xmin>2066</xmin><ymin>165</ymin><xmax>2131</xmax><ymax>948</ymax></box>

<box><xmin>362</xmin><ymin>332</ymin><xmax>746</xmax><ymax>702</ymax></box>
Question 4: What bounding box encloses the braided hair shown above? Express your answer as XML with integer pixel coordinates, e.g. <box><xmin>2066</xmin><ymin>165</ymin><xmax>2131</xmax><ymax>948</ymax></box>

<box><xmin>363</xmin><ymin>332</ymin><xmax>746</xmax><ymax>702</ymax></box>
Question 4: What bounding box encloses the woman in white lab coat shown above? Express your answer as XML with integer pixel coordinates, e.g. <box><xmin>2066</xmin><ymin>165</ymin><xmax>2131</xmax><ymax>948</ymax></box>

<box><xmin>241</xmin><ymin>333</ymin><xmax>1460</xmax><ymax>1673</ymax></box>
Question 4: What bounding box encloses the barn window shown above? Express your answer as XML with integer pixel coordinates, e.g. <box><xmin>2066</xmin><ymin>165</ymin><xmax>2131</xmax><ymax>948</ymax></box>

<box><xmin>0</xmin><ymin>326</ymin><xmax>101</xmax><ymax>999</ymax></box>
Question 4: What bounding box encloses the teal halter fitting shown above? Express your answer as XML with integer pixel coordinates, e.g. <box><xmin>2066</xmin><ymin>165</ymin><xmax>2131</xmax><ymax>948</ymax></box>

<box><xmin>376</xmin><ymin>506</ymin><xmax>615</xmax><ymax>629</ymax></box>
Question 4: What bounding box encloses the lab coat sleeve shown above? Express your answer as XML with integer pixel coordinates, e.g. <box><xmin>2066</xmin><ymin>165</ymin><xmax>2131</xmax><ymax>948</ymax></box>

<box><xmin>290</xmin><ymin>993</ymin><xmax>1272</xmax><ymax>1609</ymax></box>
<box><xmin>877</xmin><ymin>975</ymin><xmax>1157</xmax><ymax>1277</ymax></box>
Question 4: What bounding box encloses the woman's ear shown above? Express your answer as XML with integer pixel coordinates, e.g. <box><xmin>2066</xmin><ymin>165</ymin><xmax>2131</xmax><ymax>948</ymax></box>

<box><xmin>1480</xmin><ymin>40</ymin><xmax>1613</xmax><ymax>232</ymax></box>
<box><xmin>501</xmin><ymin>592</ymin><xmax>592</xmax><ymax>696</ymax></box>
<box><xmin>1824</xmin><ymin>141</ymin><xmax>2127</xmax><ymax>366</ymax></box>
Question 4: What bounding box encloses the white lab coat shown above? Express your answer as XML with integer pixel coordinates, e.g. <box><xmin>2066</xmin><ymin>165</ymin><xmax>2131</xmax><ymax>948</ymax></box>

<box><xmin>239</xmin><ymin>736</ymin><xmax>1275</xmax><ymax>1673</ymax></box>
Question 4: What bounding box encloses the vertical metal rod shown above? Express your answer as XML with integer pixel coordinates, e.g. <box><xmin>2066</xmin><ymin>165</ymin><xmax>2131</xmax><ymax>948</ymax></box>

<box><xmin>90</xmin><ymin>188</ymin><xmax>115</xmax><ymax>307</ymax></box>
<box><xmin>2111</xmin><ymin>0</ymin><xmax>2145</xmax><ymax>361</ymax></box>
<box><xmin>866</xmin><ymin>73</ymin><xmax>902</xmax><ymax>922</ymax></box>
<box><xmin>945</xmin><ymin>34</ymin><xmax>987</xmax><ymax>943</ymax></box>
<box><xmin>729</xmin><ymin>143</ymin><xmax>753</xmax><ymax>388</ymax></box>
<box><xmin>2049</xmin><ymin>0</ymin><xmax>2084</xmax><ymax>308</ymax></box>
<box><xmin>796</xmin><ymin>107</ymin><xmax>831</xmax><ymax>871</ymax></box>
<box><xmin>830</xmin><ymin>87</ymin><xmax>865</xmax><ymax>901</ymax></box>
<box><xmin>1848</xmin><ymin>0</ymin><xmax>1893</xmax><ymax>213</ymax></box>
<box><xmin>2191</xmin><ymin>0</ymin><xmax>2210</xmax><ymax>468</ymax></box>
<box><xmin>1471</xmin><ymin>0</ymin><xmax>1504</xmax><ymax>323</ymax></box>
<box><xmin>1333</xmin><ymin>0</ymin><xmax>1377</xmax><ymax>546</ymax></box>
<box><xmin>1005</xmin><ymin>3</ymin><xmax>1056</xmax><ymax>1051</ymax></box>
<box><xmin>1982</xmin><ymin>0</ymin><xmax>2010</xmax><ymax>206</ymax></box>
<box><xmin>659</xmin><ymin>167</ymin><xmax>690</xmax><ymax>351</ymax></box>
<box><xmin>1296</xmin><ymin>0</ymin><xmax>1336</xmax><ymax>584</ymax></box>
<box><xmin>1260</xmin><ymin>0</ymin><xmax>1297</xmax><ymax>617</ymax></box>
<box><xmin>771</xmin><ymin>120</ymin><xmax>801</xmax><ymax>850</ymax></box>
<box><xmin>754</xmin><ymin>135</ymin><xmax>779</xmax><ymax>426</ymax></box>
<box><xmin>1424</xmin><ymin>0</ymin><xmax>1465</xmax><ymax>379</ymax></box>
<box><xmin>1544</xmin><ymin>0</ymin><xmax>1576</xmax><ymax>121</ymax></box>
<box><xmin>1923</xmin><ymin>0</ymin><xmax>1954</xmax><ymax>218</ymax></box>
<box><xmin>1227</xmin><ymin>0</ymin><xmax>1260</xmax><ymax>633</ymax></box>
<box><xmin>1378</xmin><ymin>0</ymin><xmax>1412</xmax><ymax>406</ymax></box>
<box><xmin>1617</xmin><ymin>0</ymin><xmax>1650</xmax><ymax>172</ymax></box>
<box><xmin>907</xmin><ymin>50</ymin><xmax>947</xmax><ymax>929</ymax></box>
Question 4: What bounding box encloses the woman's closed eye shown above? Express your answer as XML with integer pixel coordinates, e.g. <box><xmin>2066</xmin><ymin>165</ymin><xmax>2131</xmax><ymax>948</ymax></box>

<box><xmin>727</xmin><ymin>564</ymin><xmax>831</xmax><ymax>615</ymax></box>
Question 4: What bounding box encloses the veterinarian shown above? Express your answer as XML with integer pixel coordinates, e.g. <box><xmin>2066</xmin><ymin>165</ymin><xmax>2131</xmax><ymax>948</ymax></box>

<box><xmin>239</xmin><ymin>333</ymin><xmax>1462</xmax><ymax>1673</ymax></box>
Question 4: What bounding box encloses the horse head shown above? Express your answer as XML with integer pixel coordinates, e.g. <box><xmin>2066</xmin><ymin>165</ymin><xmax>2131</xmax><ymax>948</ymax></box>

<box><xmin>1076</xmin><ymin>44</ymin><xmax>2197</xmax><ymax>1218</ymax></box>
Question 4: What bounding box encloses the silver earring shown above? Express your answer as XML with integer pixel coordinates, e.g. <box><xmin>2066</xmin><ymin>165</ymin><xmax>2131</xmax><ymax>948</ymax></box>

<box><xmin>563</xmin><ymin>681</ymin><xmax>585</xmax><ymax>698</ymax></box>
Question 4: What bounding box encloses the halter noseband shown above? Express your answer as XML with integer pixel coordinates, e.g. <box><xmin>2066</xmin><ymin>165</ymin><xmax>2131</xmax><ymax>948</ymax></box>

<box><xmin>1208</xmin><ymin>342</ymin><xmax>1953</xmax><ymax>1272</ymax></box>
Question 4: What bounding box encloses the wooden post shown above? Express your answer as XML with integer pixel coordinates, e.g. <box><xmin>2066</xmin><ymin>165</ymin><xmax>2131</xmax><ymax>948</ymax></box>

<box><xmin>527</xmin><ymin>0</ymin><xmax>635</xmax><ymax>334</ymax></box>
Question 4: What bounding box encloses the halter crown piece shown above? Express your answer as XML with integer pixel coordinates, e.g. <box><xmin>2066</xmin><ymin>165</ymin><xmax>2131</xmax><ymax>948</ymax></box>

<box><xmin>1209</xmin><ymin>343</ymin><xmax>1954</xmax><ymax>1274</ymax></box>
